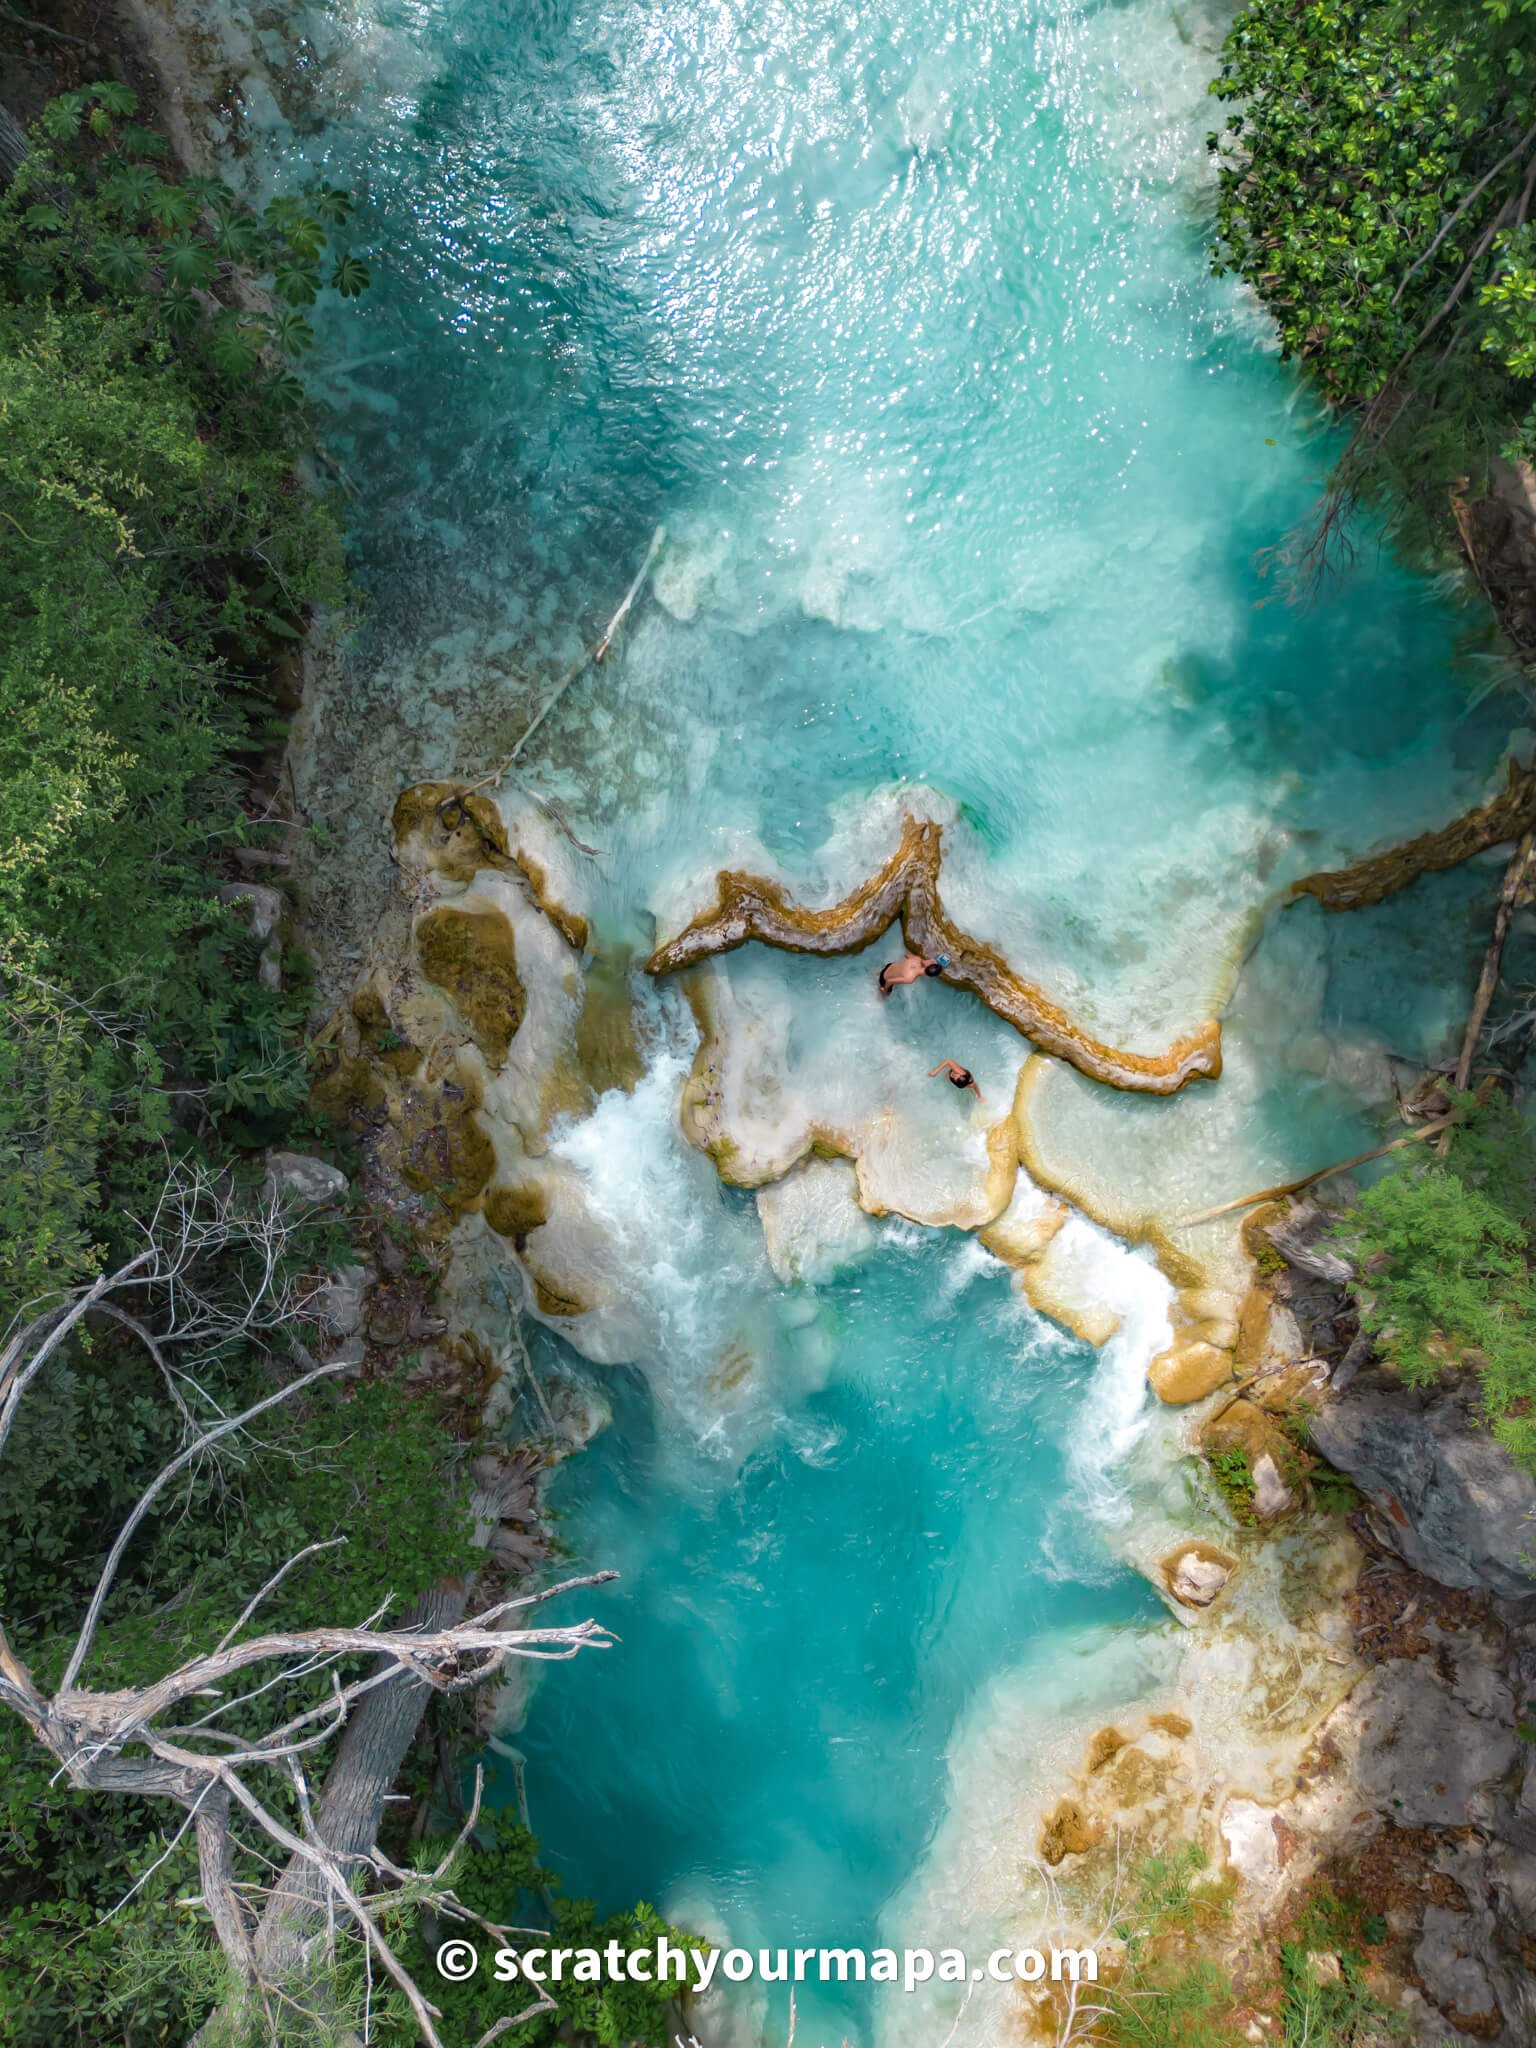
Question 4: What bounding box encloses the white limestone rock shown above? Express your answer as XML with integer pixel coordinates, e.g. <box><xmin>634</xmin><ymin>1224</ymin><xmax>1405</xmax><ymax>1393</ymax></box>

<box><xmin>756</xmin><ymin>1158</ymin><xmax>876</xmax><ymax>1286</ymax></box>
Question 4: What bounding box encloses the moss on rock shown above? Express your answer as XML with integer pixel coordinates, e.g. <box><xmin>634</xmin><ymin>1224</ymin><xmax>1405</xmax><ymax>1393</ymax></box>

<box><xmin>1039</xmin><ymin>1798</ymin><xmax>1103</xmax><ymax>1865</ymax></box>
<box><xmin>416</xmin><ymin>905</ymin><xmax>525</xmax><ymax>1067</ymax></box>
<box><xmin>483</xmin><ymin>1181</ymin><xmax>551</xmax><ymax>1241</ymax></box>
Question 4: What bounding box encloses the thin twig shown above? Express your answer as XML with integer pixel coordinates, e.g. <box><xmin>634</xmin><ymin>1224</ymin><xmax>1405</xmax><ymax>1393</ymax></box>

<box><xmin>455</xmin><ymin>524</ymin><xmax>665</xmax><ymax>801</ymax></box>
<box><xmin>1392</xmin><ymin>122</ymin><xmax>1536</xmax><ymax>305</ymax></box>
<box><xmin>1181</xmin><ymin>1110</ymin><xmax>1461</xmax><ymax>1227</ymax></box>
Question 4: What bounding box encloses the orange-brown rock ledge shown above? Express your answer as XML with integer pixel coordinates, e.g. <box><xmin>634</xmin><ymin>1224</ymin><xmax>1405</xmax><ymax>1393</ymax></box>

<box><xmin>645</xmin><ymin>818</ymin><xmax>1223</xmax><ymax>1096</ymax></box>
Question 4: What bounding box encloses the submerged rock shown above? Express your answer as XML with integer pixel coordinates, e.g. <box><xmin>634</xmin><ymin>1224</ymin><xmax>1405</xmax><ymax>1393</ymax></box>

<box><xmin>1148</xmin><ymin>1337</ymin><xmax>1233</xmax><ymax>1404</ymax></box>
<box><xmin>1311</xmin><ymin>1374</ymin><xmax>1536</xmax><ymax>1600</ymax></box>
<box><xmin>756</xmin><ymin>1157</ymin><xmax>876</xmax><ymax>1286</ymax></box>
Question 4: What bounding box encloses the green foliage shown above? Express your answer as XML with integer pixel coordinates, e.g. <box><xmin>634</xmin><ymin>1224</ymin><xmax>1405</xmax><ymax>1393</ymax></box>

<box><xmin>1208</xmin><ymin>0</ymin><xmax>1536</xmax><ymax>547</ymax></box>
<box><xmin>1096</xmin><ymin>1859</ymin><xmax>1401</xmax><ymax>2048</ymax></box>
<box><xmin>1334</xmin><ymin>1098</ymin><xmax>1536</xmax><ymax>1468</ymax></box>
<box><xmin>0</xmin><ymin>85</ymin><xmax>359</xmax><ymax>1320</ymax></box>
<box><xmin>1</xmin><ymin>81</ymin><xmax>371</xmax><ymax>432</ymax></box>
<box><xmin>1311</xmin><ymin>1464</ymin><xmax>1362</xmax><ymax>1516</ymax></box>
<box><xmin>1277</xmin><ymin>1945</ymin><xmax>1407</xmax><ymax>2044</ymax></box>
<box><xmin>0</xmin><ymin>84</ymin><xmax>454</xmax><ymax>2048</ymax></box>
<box><xmin>1208</xmin><ymin>1446</ymin><xmax>1257</xmax><ymax>1523</ymax></box>
<box><xmin>1482</xmin><ymin>231</ymin><xmax>1536</xmax><ymax>383</ymax></box>
<box><xmin>1097</xmin><ymin>1845</ymin><xmax>1240</xmax><ymax>2048</ymax></box>
<box><xmin>377</xmin><ymin>1816</ymin><xmax>709</xmax><ymax>2048</ymax></box>
<box><xmin>1278</xmin><ymin>1884</ymin><xmax>1404</xmax><ymax>2045</ymax></box>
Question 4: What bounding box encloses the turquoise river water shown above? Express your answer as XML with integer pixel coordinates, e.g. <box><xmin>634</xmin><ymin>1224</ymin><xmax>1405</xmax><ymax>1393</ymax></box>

<box><xmin>234</xmin><ymin>0</ymin><xmax>1521</xmax><ymax>2037</ymax></box>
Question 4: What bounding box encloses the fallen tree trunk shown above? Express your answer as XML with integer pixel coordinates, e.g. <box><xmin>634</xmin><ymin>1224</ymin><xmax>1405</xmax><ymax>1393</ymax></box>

<box><xmin>190</xmin><ymin>1583</ymin><xmax>469</xmax><ymax>2047</ymax></box>
<box><xmin>1452</xmin><ymin>827</ymin><xmax>1535</xmax><ymax>1095</ymax></box>
<box><xmin>1290</xmin><ymin>759</ymin><xmax>1536</xmax><ymax>912</ymax></box>
<box><xmin>191</xmin><ymin>1459</ymin><xmax>537</xmax><ymax>2046</ymax></box>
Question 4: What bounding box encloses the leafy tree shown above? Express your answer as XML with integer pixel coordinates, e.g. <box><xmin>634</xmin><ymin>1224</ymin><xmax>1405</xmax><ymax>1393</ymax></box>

<box><xmin>1208</xmin><ymin>0</ymin><xmax>1536</xmax><ymax>570</ymax></box>
<box><xmin>4</xmin><ymin>81</ymin><xmax>369</xmax><ymax>430</ymax></box>
<box><xmin>376</xmin><ymin>1816</ymin><xmax>709</xmax><ymax>2048</ymax></box>
<box><xmin>0</xmin><ymin>85</ymin><xmax>461</xmax><ymax>2048</ymax></box>
<box><xmin>1333</xmin><ymin>1099</ymin><xmax>1536</xmax><ymax>1468</ymax></box>
<box><xmin>0</xmin><ymin>83</ymin><xmax>357</xmax><ymax>1320</ymax></box>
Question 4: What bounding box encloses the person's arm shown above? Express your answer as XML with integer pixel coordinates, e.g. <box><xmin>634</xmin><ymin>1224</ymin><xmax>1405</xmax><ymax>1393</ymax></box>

<box><xmin>928</xmin><ymin>1063</ymin><xmax>949</xmax><ymax>1078</ymax></box>
<box><xmin>968</xmin><ymin>1079</ymin><xmax>984</xmax><ymax>1100</ymax></box>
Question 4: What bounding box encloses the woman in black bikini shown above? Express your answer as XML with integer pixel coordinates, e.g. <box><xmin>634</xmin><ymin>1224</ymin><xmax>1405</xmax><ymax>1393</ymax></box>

<box><xmin>929</xmin><ymin>1059</ymin><xmax>982</xmax><ymax>1100</ymax></box>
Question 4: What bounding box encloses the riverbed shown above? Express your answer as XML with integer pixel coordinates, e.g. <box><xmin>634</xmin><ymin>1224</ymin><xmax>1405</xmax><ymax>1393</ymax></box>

<box><xmin>225</xmin><ymin>0</ymin><xmax>1513</xmax><ymax>2037</ymax></box>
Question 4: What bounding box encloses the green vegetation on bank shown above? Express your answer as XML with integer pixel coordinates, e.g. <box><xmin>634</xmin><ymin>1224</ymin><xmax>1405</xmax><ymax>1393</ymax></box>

<box><xmin>0</xmin><ymin>83</ymin><xmax>479</xmax><ymax>2046</ymax></box>
<box><xmin>1092</xmin><ymin>1848</ymin><xmax>1401</xmax><ymax>2047</ymax></box>
<box><xmin>377</xmin><ymin>1817</ymin><xmax>708</xmax><ymax>2048</ymax></box>
<box><xmin>1209</xmin><ymin>0</ymin><xmax>1536</xmax><ymax>573</ymax></box>
<box><xmin>1334</xmin><ymin>1097</ymin><xmax>1536</xmax><ymax>1466</ymax></box>
<box><xmin>0</xmin><ymin>78</ymin><xmax>690</xmax><ymax>2048</ymax></box>
<box><xmin>0</xmin><ymin>78</ymin><xmax>359</xmax><ymax>1315</ymax></box>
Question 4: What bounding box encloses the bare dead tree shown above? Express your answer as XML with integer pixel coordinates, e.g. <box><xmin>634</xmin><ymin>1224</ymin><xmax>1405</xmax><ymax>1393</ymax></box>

<box><xmin>0</xmin><ymin>1163</ymin><xmax>614</xmax><ymax>2047</ymax></box>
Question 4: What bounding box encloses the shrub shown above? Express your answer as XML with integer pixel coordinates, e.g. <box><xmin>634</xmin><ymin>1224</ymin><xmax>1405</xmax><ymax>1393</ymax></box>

<box><xmin>1333</xmin><ymin>1100</ymin><xmax>1536</xmax><ymax>1469</ymax></box>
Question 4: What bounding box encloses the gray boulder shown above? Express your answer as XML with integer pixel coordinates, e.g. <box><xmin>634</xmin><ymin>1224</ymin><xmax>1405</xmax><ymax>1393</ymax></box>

<box><xmin>1311</xmin><ymin>1374</ymin><xmax>1536</xmax><ymax>1599</ymax></box>
<box><xmin>1414</xmin><ymin>1906</ymin><xmax>1500</xmax><ymax>2029</ymax></box>
<box><xmin>219</xmin><ymin>881</ymin><xmax>286</xmax><ymax>990</ymax></box>
<box><xmin>315</xmin><ymin>1264</ymin><xmax>371</xmax><ymax>1337</ymax></box>
<box><xmin>1347</xmin><ymin>1659</ymin><xmax>1518</xmax><ymax>1828</ymax></box>
<box><xmin>264</xmin><ymin>1150</ymin><xmax>349</xmax><ymax>1209</ymax></box>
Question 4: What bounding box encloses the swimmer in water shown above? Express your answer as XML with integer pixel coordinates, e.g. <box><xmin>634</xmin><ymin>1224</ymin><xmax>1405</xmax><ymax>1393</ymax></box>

<box><xmin>877</xmin><ymin>951</ymin><xmax>949</xmax><ymax>997</ymax></box>
<box><xmin>929</xmin><ymin>1059</ymin><xmax>982</xmax><ymax>1100</ymax></box>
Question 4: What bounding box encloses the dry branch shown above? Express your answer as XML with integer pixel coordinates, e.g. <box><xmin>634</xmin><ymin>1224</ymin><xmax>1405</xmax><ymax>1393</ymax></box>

<box><xmin>1181</xmin><ymin>1110</ymin><xmax>1462</xmax><ymax>1228</ymax></box>
<box><xmin>0</xmin><ymin>1168</ymin><xmax>616</xmax><ymax>2048</ymax></box>
<box><xmin>1452</xmin><ymin>828</ymin><xmax>1535</xmax><ymax>1098</ymax></box>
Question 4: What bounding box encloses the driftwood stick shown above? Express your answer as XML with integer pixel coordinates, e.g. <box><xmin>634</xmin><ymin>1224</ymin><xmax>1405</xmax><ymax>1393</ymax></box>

<box><xmin>1453</xmin><ymin>829</ymin><xmax>1535</xmax><ymax>1097</ymax></box>
<box><xmin>592</xmin><ymin>523</ymin><xmax>665</xmax><ymax>664</ymax></box>
<box><xmin>1433</xmin><ymin>828</ymin><xmax>1536</xmax><ymax>1155</ymax></box>
<box><xmin>510</xmin><ymin>523</ymin><xmax>664</xmax><ymax>762</ymax></box>
<box><xmin>445</xmin><ymin>526</ymin><xmax>665</xmax><ymax>857</ymax></box>
<box><xmin>1181</xmin><ymin>1111</ymin><xmax>1463</xmax><ymax>1228</ymax></box>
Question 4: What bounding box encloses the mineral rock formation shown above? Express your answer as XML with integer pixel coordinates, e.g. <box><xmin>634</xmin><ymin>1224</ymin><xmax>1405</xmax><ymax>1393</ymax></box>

<box><xmin>1161</xmin><ymin>1540</ymin><xmax>1236</xmax><ymax>1608</ymax></box>
<box><xmin>646</xmin><ymin>817</ymin><xmax>1222</xmax><ymax>1095</ymax></box>
<box><xmin>1291</xmin><ymin>756</ymin><xmax>1536</xmax><ymax>912</ymax></box>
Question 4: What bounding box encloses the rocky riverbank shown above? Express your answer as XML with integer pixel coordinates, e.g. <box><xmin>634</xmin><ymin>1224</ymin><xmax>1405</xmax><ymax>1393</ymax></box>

<box><xmin>1191</xmin><ymin>1195</ymin><xmax>1536</xmax><ymax>2044</ymax></box>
